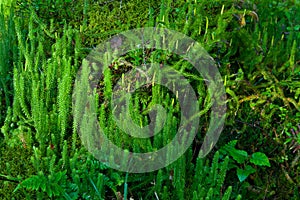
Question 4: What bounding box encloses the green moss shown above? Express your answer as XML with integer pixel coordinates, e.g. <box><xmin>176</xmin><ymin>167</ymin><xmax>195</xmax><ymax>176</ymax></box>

<box><xmin>0</xmin><ymin>141</ymin><xmax>35</xmax><ymax>199</ymax></box>
<box><xmin>0</xmin><ymin>0</ymin><xmax>299</xmax><ymax>199</ymax></box>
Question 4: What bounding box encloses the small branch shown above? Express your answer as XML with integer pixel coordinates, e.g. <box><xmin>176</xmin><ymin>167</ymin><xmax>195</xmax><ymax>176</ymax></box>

<box><xmin>280</xmin><ymin>164</ymin><xmax>294</xmax><ymax>184</ymax></box>
<box><xmin>0</xmin><ymin>174</ymin><xmax>21</xmax><ymax>183</ymax></box>
<box><xmin>291</xmin><ymin>151</ymin><xmax>300</xmax><ymax>168</ymax></box>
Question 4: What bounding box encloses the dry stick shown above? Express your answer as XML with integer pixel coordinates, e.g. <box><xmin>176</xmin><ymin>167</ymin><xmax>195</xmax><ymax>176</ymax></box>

<box><xmin>291</xmin><ymin>151</ymin><xmax>300</xmax><ymax>168</ymax></box>
<box><xmin>280</xmin><ymin>164</ymin><xmax>295</xmax><ymax>184</ymax></box>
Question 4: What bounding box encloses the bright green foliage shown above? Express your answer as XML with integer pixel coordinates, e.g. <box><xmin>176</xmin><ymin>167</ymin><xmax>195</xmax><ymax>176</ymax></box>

<box><xmin>220</xmin><ymin>140</ymin><xmax>248</xmax><ymax>164</ymax></box>
<box><xmin>219</xmin><ymin>140</ymin><xmax>270</xmax><ymax>182</ymax></box>
<box><xmin>0</xmin><ymin>0</ymin><xmax>300</xmax><ymax>199</ymax></box>
<box><xmin>188</xmin><ymin>152</ymin><xmax>232</xmax><ymax>200</ymax></box>
<box><xmin>0</xmin><ymin>8</ymin><xmax>119</xmax><ymax>199</ymax></box>
<box><xmin>250</xmin><ymin>152</ymin><xmax>270</xmax><ymax>167</ymax></box>
<box><xmin>236</xmin><ymin>166</ymin><xmax>256</xmax><ymax>183</ymax></box>
<box><xmin>13</xmin><ymin>170</ymin><xmax>70</xmax><ymax>199</ymax></box>
<box><xmin>0</xmin><ymin>5</ymin><xmax>16</xmax><ymax>126</ymax></box>
<box><xmin>0</xmin><ymin>0</ymin><xmax>14</xmax><ymax>17</ymax></box>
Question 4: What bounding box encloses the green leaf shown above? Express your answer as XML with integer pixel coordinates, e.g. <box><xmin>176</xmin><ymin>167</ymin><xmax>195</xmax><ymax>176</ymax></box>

<box><xmin>13</xmin><ymin>184</ymin><xmax>21</xmax><ymax>193</ymax></box>
<box><xmin>237</xmin><ymin>165</ymin><xmax>256</xmax><ymax>182</ymax></box>
<box><xmin>250</xmin><ymin>152</ymin><xmax>271</xmax><ymax>167</ymax></box>
<box><xmin>229</xmin><ymin>149</ymin><xmax>248</xmax><ymax>164</ymax></box>
<box><xmin>221</xmin><ymin>141</ymin><xmax>248</xmax><ymax>164</ymax></box>
<box><xmin>294</xmin><ymin>24</ymin><xmax>300</xmax><ymax>31</ymax></box>
<box><xmin>40</xmin><ymin>179</ymin><xmax>47</xmax><ymax>192</ymax></box>
<box><xmin>47</xmin><ymin>183</ymin><xmax>53</xmax><ymax>197</ymax></box>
